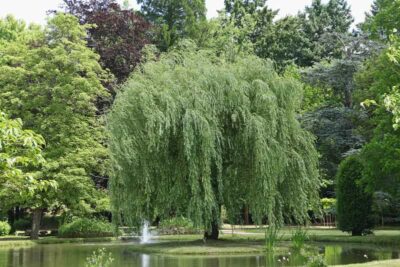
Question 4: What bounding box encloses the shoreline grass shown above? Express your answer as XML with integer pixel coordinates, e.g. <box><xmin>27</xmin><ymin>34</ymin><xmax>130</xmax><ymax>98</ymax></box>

<box><xmin>0</xmin><ymin>236</ymin><xmax>117</xmax><ymax>249</ymax></box>
<box><xmin>333</xmin><ymin>259</ymin><xmax>400</xmax><ymax>267</ymax></box>
<box><xmin>1</xmin><ymin>226</ymin><xmax>400</xmax><ymax>253</ymax></box>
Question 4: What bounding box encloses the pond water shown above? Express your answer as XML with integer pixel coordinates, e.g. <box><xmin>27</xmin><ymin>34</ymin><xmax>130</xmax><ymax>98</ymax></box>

<box><xmin>0</xmin><ymin>241</ymin><xmax>399</xmax><ymax>267</ymax></box>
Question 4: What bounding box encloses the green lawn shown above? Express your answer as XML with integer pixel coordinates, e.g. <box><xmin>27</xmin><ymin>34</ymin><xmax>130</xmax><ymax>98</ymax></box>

<box><xmin>231</xmin><ymin>226</ymin><xmax>400</xmax><ymax>245</ymax></box>
<box><xmin>333</xmin><ymin>259</ymin><xmax>400</xmax><ymax>267</ymax></box>
<box><xmin>0</xmin><ymin>236</ymin><xmax>117</xmax><ymax>249</ymax></box>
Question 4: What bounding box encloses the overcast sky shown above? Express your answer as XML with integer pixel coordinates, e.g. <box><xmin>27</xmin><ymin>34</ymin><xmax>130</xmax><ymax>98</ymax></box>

<box><xmin>0</xmin><ymin>0</ymin><xmax>374</xmax><ymax>26</ymax></box>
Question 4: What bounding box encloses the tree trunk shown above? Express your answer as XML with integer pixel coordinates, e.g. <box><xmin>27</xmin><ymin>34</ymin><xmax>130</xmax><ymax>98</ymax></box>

<box><xmin>344</xmin><ymin>84</ymin><xmax>353</xmax><ymax>108</ymax></box>
<box><xmin>243</xmin><ymin>205</ymin><xmax>250</xmax><ymax>225</ymax></box>
<box><xmin>351</xmin><ymin>229</ymin><xmax>362</xmax><ymax>236</ymax></box>
<box><xmin>7</xmin><ymin>208</ymin><xmax>15</xmax><ymax>232</ymax></box>
<box><xmin>204</xmin><ymin>220</ymin><xmax>219</xmax><ymax>240</ymax></box>
<box><xmin>30</xmin><ymin>208</ymin><xmax>43</xmax><ymax>240</ymax></box>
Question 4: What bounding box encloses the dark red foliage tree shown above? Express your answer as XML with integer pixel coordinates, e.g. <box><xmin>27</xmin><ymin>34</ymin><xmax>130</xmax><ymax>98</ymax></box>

<box><xmin>62</xmin><ymin>0</ymin><xmax>152</xmax><ymax>83</ymax></box>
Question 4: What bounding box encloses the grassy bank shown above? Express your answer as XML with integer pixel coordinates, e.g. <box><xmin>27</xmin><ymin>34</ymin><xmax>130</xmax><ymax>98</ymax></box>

<box><xmin>334</xmin><ymin>259</ymin><xmax>400</xmax><ymax>267</ymax></box>
<box><xmin>235</xmin><ymin>226</ymin><xmax>400</xmax><ymax>245</ymax></box>
<box><xmin>128</xmin><ymin>238</ymin><xmax>268</xmax><ymax>255</ymax></box>
<box><xmin>0</xmin><ymin>236</ymin><xmax>117</xmax><ymax>249</ymax></box>
<box><xmin>2</xmin><ymin>226</ymin><xmax>400</xmax><ymax>254</ymax></box>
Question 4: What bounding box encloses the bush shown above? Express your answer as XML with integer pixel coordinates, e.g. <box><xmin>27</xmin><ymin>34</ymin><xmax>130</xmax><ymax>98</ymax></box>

<box><xmin>58</xmin><ymin>218</ymin><xmax>114</xmax><ymax>238</ymax></box>
<box><xmin>13</xmin><ymin>218</ymin><xmax>31</xmax><ymax>231</ymax></box>
<box><xmin>336</xmin><ymin>156</ymin><xmax>374</xmax><ymax>236</ymax></box>
<box><xmin>0</xmin><ymin>221</ymin><xmax>11</xmax><ymax>236</ymax></box>
<box><xmin>158</xmin><ymin>216</ymin><xmax>200</xmax><ymax>235</ymax></box>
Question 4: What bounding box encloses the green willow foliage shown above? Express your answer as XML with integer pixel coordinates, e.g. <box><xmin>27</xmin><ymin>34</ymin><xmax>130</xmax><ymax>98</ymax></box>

<box><xmin>108</xmin><ymin>49</ymin><xmax>320</xmax><ymax>229</ymax></box>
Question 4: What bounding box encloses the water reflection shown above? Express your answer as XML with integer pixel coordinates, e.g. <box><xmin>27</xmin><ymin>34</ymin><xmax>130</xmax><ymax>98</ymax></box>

<box><xmin>0</xmin><ymin>242</ymin><xmax>399</xmax><ymax>267</ymax></box>
<box><xmin>142</xmin><ymin>254</ymin><xmax>150</xmax><ymax>267</ymax></box>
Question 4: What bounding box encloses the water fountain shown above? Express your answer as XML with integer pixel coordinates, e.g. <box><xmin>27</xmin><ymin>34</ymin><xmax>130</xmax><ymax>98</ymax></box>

<box><xmin>140</xmin><ymin>221</ymin><xmax>152</xmax><ymax>244</ymax></box>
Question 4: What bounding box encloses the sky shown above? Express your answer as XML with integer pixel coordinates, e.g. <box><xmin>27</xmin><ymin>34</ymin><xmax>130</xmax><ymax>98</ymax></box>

<box><xmin>0</xmin><ymin>0</ymin><xmax>374</xmax><ymax>26</ymax></box>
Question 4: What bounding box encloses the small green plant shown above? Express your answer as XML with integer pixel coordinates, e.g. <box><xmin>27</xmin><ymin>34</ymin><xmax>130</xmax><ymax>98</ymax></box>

<box><xmin>85</xmin><ymin>248</ymin><xmax>114</xmax><ymax>267</ymax></box>
<box><xmin>291</xmin><ymin>227</ymin><xmax>309</xmax><ymax>251</ymax></box>
<box><xmin>0</xmin><ymin>221</ymin><xmax>11</xmax><ymax>236</ymax></box>
<box><xmin>265</xmin><ymin>225</ymin><xmax>282</xmax><ymax>252</ymax></box>
<box><xmin>58</xmin><ymin>218</ymin><xmax>114</xmax><ymax>238</ymax></box>
<box><xmin>306</xmin><ymin>254</ymin><xmax>327</xmax><ymax>267</ymax></box>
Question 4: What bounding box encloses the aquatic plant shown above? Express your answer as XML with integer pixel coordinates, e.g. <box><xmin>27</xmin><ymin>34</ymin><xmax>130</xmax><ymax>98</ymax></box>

<box><xmin>265</xmin><ymin>225</ymin><xmax>283</xmax><ymax>252</ymax></box>
<box><xmin>291</xmin><ymin>227</ymin><xmax>309</xmax><ymax>251</ymax></box>
<box><xmin>85</xmin><ymin>248</ymin><xmax>114</xmax><ymax>267</ymax></box>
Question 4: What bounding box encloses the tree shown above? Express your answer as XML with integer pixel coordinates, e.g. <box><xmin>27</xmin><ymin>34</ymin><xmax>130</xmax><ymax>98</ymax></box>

<box><xmin>299</xmin><ymin>0</ymin><xmax>354</xmax><ymax>64</ymax></box>
<box><xmin>354</xmin><ymin>33</ymin><xmax>400</xmax><ymax>212</ymax></box>
<box><xmin>301</xmin><ymin>107</ymin><xmax>365</xmax><ymax>196</ymax></box>
<box><xmin>363</xmin><ymin>0</ymin><xmax>400</xmax><ymax>40</ymax></box>
<box><xmin>224</xmin><ymin>0</ymin><xmax>266</xmax><ymax>16</ymax></box>
<box><xmin>0</xmin><ymin>112</ymin><xmax>57</xmax><ymax>239</ymax></box>
<box><xmin>137</xmin><ymin>0</ymin><xmax>207</xmax><ymax>50</ymax></box>
<box><xmin>0</xmin><ymin>14</ymin><xmax>110</xmax><ymax>235</ymax></box>
<box><xmin>108</xmin><ymin>46</ymin><xmax>321</xmax><ymax>239</ymax></box>
<box><xmin>302</xmin><ymin>33</ymin><xmax>382</xmax><ymax>107</ymax></box>
<box><xmin>222</xmin><ymin>0</ymin><xmax>354</xmax><ymax>70</ymax></box>
<box><xmin>62</xmin><ymin>0</ymin><xmax>151</xmax><ymax>83</ymax></box>
<box><xmin>383</xmin><ymin>36</ymin><xmax>400</xmax><ymax>128</ymax></box>
<box><xmin>0</xmin><ymin>15</ymin><xmax>26</xmax><ymax>42</ymax></box>
<box><xmin>336</xmin><ymin>156</ymin><xmax>373</xmax><ymax>236</ymax></box>
<box><xmin>254</xmin><ymin>16</ymin><xmax>313</xmax><ymax>70</ymax></box>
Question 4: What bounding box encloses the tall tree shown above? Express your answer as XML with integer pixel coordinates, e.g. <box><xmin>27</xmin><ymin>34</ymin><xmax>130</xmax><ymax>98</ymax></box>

<box><xmin>302</xmin><ymin>33</ymin><xmax>382</xmax><ymax>107</ymax></box>
<box><xmin>363</xmin><ymin>0</ymin><xmax>400</xmax><ymax>40</ymax></box>
<box><xmin>0</xmin><ymin>14</ymin><xmax>110</xmax><ymax>233</ymax></box>
<box><xmin>137</xmin><ymin>0</ymin><xmax>206</xmax><ymax>50</ymax></box>
<box><xmin>62</xmin><ymin>0</ymin><xmax>151</xmax><ymax>83</ymax></box>
<box><xmin>108</xmin><ymin>46</ymin><xmax>320</xmax><ymax>239</ymax></box>
<box><xmin>299</xmin><ymin>0</ymin><xmax>354</xmax><ymax>64</ymax></box>
<box><xmin>0</xmin><ymin>112</ymin><xmax>57</xmax><ymax>239</ymax></box>
<box><xmin>224</xmin><ymin>0</ymin><xmax>266</xmax><ymax>15</ymax></box>
<box><xmin>302</xmin><ymin>107</ymin><xmax>365</xmax><ymax>196</ymax></box>
<box><xmin>382</xmin><ymin>36</ymin><xmax>400</xmax><ymax>128</ymax></box>
<box><xmin>336</xmin><ymin>156</ymin><xmax>373</xmax><ymax>236</ymax></box>
<box><xmin>354</xmin><ymin>35</ymin><xmax>400</xmax><ymax>198</ymax></box>
<box><xmin>254</xmin><ymin>16</ymin><xmax>313</xmax><ymax>70</ymax></box>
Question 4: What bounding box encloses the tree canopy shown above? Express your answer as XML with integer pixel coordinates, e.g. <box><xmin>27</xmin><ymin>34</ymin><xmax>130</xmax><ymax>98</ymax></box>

<box><xmin>0</xmin><ymin>14</ymin><xmax>110</xmax><ymax>225</ymax></box>
<box><xmin>137</xmin><ymin>0</ymin><xmax>207</xmax><ymax>50</ymax></box>
<box><xmin>62</xmin><ymin>0</ymin><xmax>151</xmax><ymax>83</ymax></box>
<box><xmin>108</xmin><ymin>47</ymin><xmax>321</xmax><ymax>238</ymax></box>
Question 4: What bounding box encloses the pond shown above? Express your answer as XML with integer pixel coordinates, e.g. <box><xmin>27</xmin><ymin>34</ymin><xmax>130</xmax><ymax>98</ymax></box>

<box><xmin>0</xmin><ymin>241</ymin><xmax>399</xmax><ymax>267</ymax></box>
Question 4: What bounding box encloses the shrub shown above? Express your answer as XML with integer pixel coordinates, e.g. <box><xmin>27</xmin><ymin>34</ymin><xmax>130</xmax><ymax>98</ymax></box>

<box><xmin>158</xmin><ymin>216</ymin><xmax>200</xmax><ymax>235</ymax></box>
<box><xmin>58</xmin><ymin>218</ymin><xmax>114</xmax><ymax>238</ymax></box>
<box><xmin>0</xmin><ymin>221</ymin><xmax>11</xmax><ymax>236</ymax></box>
<box><xmin>13</xmin><ymin>218</ymin><xmax>31</xmax><ymax>231</ymax></box>
<box><xmin>336</xmin><ymin>156</ymin><xmax>374</xmax><ymax>236</ymax></box>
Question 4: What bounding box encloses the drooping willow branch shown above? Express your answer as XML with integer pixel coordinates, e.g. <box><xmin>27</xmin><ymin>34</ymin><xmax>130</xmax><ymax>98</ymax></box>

<box><xmin>107</xmin><ymin>49</ymin><xmax>320</xmax><ymax>230</ymax></box>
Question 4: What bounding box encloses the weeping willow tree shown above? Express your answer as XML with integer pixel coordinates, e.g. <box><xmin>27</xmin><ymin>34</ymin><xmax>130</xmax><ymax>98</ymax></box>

<box><xmin>108</xmin><ymin>48</ymin><xmax>320</xmax><ymax>239</ymax></box>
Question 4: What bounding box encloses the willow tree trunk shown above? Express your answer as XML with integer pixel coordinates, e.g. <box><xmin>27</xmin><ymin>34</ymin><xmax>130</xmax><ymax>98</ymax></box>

<box><xmin>351</xmin><ymin>229</ymin><xmax>362</xmax><ymax>236</ymax></box>
<box><xmin>204</xmin><ymin>220</ymin><xmax>219</xmax><ymax>240</ymax></box>
<box><xmin>30</xmin><ymin>208</ymin><xmax>43</xmax><ymax>240</ymax></box>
